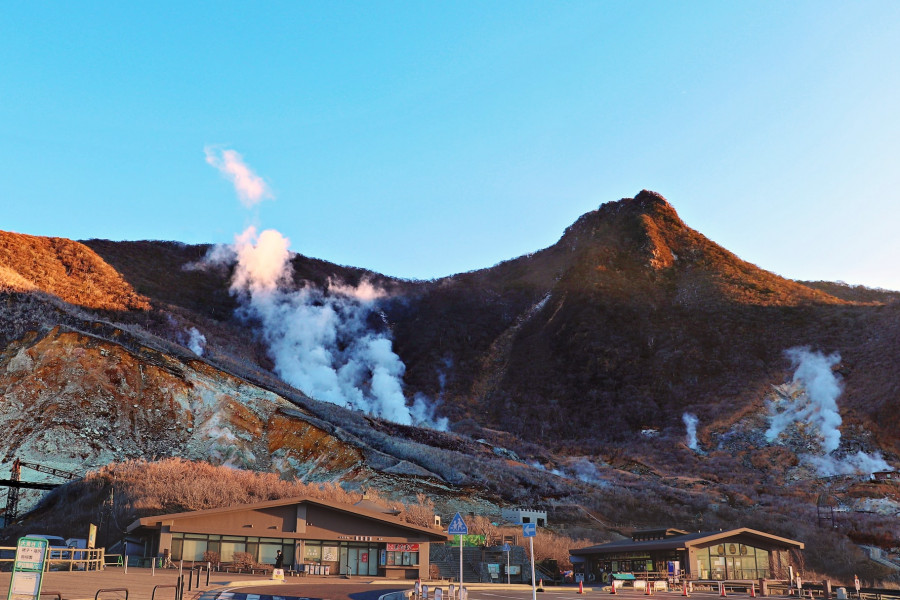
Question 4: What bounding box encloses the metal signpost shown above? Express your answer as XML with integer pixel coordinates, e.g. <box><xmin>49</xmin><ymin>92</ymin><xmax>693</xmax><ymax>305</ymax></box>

<box><xmin>7</xmin><ymin>537</ymin><xmax>48</xmax><ymax>600</ymax></box>
<box><xmin>448</xmin><ymin>513</ymin><xmax>469</xmax><ymax>589</ymax></box>
<box><xmin>523</xmin><ymin>523</ymin><xmax>537</xmax><ymax>600</ymax></box>
<box><xmin>502</xmin><ymin>543</ymin><xmax>511</xmax><ymax>584</ymax></box>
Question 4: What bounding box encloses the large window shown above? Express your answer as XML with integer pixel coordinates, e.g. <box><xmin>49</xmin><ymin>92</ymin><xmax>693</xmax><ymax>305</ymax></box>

<box><xmin>171</xmin><ymin>533</ymin><xmax>291</xmax><ymax>567</ymax></box>
<box><xmin>697</xmin><ymin>543</ymin><xmax>772</xmax><ymax>580</ymax></box>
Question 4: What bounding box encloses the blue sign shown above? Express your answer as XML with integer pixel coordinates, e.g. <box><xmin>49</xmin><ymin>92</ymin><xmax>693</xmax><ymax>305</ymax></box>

<box><xmin>448</xmin><ymin>512</ymin><xmax>468</xmax><ymax>535</ymax></box>
<box><xmin>502</xmin><ymin>543</ymin><xmax>511</xmax><ymax>552</ymax></box>
<box><xmin>522</xmin><ymin>523</ymin><xmax>536</xmax><ymax>537</ymax></box>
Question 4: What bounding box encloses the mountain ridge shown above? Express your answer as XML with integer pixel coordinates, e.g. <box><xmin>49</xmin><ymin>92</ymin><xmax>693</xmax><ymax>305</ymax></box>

<box><xmin>2</xmin><ymin>191</ymin><xmax>900</xmax><ymax>581</ymax></box>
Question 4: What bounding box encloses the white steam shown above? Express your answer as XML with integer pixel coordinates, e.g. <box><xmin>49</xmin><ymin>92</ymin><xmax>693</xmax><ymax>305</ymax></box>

<box><xmin>226</xmin><ymin>227</ymin><xmax>413</xmax><ymax>423</ymax></box>
<box><xmin>187</xmin><ymin>327</ymin><xmax>207</xmax><ymax>356</ymax></box>
<box><xmin>682</xmin><ymin>412</ymin><xmax>699</xmax><ymax>451</ymax></box>
<box><xmin>204</xmin><ymin>146</ymin><xmax>272</xmax><ymax>208</ymax></box>
<box><xmin>766</xmin><ymin>348</ymin><xmax>843</xmax><ymax>452</ymax></box>
<box><xmin>199</xmin><ymin>149</ymin><xmax>447</xmax><ymax>429</ymax></box>
<box><xmin>411</xmin><ymin>394</ymin><xmax>449</xmax><ymax>431</ymax></box>
<box><xmin>197</xmin><ymin>226</ymin><xmax>445</xmax><ymax>428</ymax></box>
<box><xmin>766</xmin><ymin>347</ymin><xmax>891</xmax><ymax>476</ymax></box>
<box><xmin>808</xmin><ymin>451</ymin><xmax>891</xmax><ymax>478</ymax></box>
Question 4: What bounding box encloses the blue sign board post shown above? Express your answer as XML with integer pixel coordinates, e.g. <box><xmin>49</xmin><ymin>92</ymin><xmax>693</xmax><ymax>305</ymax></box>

<box><xmin>523</xmin><ymin>524</ymin><xmax>538</xmax><ymax>600</ymax></box>
<box><xmin>7</xmin><ymin>537</ymin><xmax>48</xmax><ymax>600</ymax></box>
<box><xmin>502</xmin><ymin>543</ymin><xmax>512</xmax><ymax>584</ymax></box>
<box><xmin>448</xmin><ymin>513</ymin><xmax>468</xmax><ymax>589</ymax></box>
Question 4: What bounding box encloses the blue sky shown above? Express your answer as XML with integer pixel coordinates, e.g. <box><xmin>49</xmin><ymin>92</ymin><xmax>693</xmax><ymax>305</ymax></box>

<box><xmin>2</xmin><ymin>2</ymin><xmax>899</xmax><ymax>290</ymax></box>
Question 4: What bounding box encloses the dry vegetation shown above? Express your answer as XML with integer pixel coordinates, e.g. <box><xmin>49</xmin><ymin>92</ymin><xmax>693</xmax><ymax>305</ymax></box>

<box><xmin>3</xmin><ymin>195</ymin><xmax>900</xmax><ymax>585</ymax></box>
<box><xmin>0</xmin><ymin>231</ymin><xmax>150</xmax><ymax>311</ymax></box>
<box><xmin>3</xmin><ymin>458</ymin><xmax>438</xmax><ymax>547</ymax></box>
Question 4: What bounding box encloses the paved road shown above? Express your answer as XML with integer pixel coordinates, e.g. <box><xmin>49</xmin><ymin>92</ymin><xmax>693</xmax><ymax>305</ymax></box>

<box><xmin>222</xmin><ymin>581</ymin><xmax>409</xmax><ymax>599</ymax></box>
<box><xmin>227</xmin><ymin>582</ymin><xmax>735</xmax><ymax>600</ymax></box>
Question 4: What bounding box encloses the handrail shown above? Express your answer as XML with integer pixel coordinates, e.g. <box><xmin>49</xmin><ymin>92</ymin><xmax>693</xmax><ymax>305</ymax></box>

<box><xmin>151</xmin><ymin>584</ymin><xmax>179</xmax><ymax>600</ymax></box>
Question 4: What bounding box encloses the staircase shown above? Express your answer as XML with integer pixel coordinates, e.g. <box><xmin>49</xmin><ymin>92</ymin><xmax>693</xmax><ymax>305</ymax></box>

<box><xmin>430</xmin><ymin>545</ymin><xmax>530</xmax><ymax>583</ymax></box>
<box><xmin>430</xmin><ymin>546</ymin><xmax>488</xmax><ymax>582</ymax></box>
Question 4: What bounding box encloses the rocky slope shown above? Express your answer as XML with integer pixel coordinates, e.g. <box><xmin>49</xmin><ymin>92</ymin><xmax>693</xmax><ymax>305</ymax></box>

<box><xmin>1</xmin><ymin>191</ymin><xmax>899</xmax><ymax>580</ymax></box>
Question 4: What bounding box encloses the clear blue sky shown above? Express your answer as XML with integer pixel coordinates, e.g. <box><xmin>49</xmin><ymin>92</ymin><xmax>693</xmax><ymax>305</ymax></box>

<box><xmin>2</xmin><ymin>1</ymin><xmax>899</xmax><ymax>290</ymax></box>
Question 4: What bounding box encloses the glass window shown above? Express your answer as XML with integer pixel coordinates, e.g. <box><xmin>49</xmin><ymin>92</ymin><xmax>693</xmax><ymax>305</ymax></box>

<box><xmin>305</xmin><ymin>543</ymin><xmax>322</xmax><ymax>562</ymax></box>
<box><xmin>756</xmin><ymin>548</ymin><xmax>769</xmax><ymax>575</ymax></box>
<box><xmin>259</xmin><ymin>543</ymin><xmax>282</xmax><ymax>565</ymax></box>
<box><xmin>385</xmin><ymin>551</ymin><xmax>419</xmax><ymax>566</ymax></box>
<box><xmin>182</xmin><ymin>539</ymin><xmax>207</xmax><ymax>561</ymax></box>
<box><xmin>697</xmin><ymin>550</ymin><xmax>710</xmax><ymax>580</ymax></box>
<box><xmin>171</xmin><ymin>538</ymin><xmax>183</xmax><ymax>561</ymax></box>
<box><xmin>221</xmin><ymin>541</ymin><xmax>246</xmax><ymax>562</ymax></box>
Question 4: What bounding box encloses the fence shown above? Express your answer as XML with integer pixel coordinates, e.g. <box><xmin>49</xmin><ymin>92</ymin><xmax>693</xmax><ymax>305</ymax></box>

<box><xmin>0</xmin><ymin>546</ymin><xmax>105</xmax><ymax>572</ymax></box>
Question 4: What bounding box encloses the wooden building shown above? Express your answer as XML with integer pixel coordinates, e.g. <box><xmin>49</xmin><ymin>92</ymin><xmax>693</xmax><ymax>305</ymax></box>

<box><xmin>126</xmin><ymin>496</ymin><xmax>448</xmax><ymax>579</ymax></box>
<box><xmin>570</xmin><ymin>528</ymin><xmax>803</xmax><ymax>582</ymax></box>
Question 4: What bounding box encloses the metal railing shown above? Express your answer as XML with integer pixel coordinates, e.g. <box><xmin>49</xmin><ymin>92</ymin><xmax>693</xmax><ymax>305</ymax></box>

<box><xmin>0</xmin><ymin>546</ymin><xmax>105</xmax><ymax>572</ymax></box>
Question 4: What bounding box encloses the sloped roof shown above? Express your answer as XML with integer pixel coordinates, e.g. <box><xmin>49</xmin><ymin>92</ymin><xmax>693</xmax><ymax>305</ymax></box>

<box><xmin>127</xmin><ymin>495</ymin><xmax>447</xmax><ymax>540</ymax></box>
<box><xmin>570</xmin><ymin>528</ymin><xmax>804</xmax><ymax>556</ymax></box>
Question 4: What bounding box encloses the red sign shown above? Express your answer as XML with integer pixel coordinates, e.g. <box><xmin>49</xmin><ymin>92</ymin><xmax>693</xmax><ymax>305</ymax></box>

<box><xmin>361</xmin><ymin>553</ymin><xmax>368</xmax><ymax>563</ymax></box>
<box><xmin>386</xmin><ymin>543</ymin><xmax>420</xmax><ymax>552</ymax></box>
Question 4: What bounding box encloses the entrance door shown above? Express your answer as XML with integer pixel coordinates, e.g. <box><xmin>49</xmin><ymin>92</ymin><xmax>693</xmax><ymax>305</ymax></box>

<box><xmin>349</xmin><ymin>548</ymin><xmax>361</xmax><ymax>576</ymax></box>
<box><xmin>725</xmin><ymin>557</ymin><xmax>743</xmax><ymax>579</ymax></box>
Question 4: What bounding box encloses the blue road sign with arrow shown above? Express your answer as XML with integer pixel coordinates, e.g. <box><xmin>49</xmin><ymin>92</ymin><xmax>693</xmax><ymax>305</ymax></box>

<box><xmin>522</xmin><ymin>522</ymin><xmax>536</xmax><ymax>537</ymax></box>
<box><xmin>448</xmin><ymin>512</ymin><xmax>468</xmax><ymax>536</ymax></box>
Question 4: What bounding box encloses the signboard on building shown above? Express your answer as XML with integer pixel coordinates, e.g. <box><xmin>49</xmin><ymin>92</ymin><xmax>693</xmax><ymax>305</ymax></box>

<box><xmin>387</xmin><ymin>543</ymin><xmax>420</xmax><ymax>552</ymax></box>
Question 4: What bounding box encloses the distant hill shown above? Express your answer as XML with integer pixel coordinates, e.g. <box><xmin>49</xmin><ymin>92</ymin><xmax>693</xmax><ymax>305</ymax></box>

<box><xmin>2</xmin><ymin>190</ymin><xmax>899</xmax><ymax>582</ymax></box>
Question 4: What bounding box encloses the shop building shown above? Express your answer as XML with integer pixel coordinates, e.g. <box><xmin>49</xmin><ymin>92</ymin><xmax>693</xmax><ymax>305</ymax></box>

<box><xmin>570</xmin><ymin>528</ymin><xmax>803</xmax><ymax>581</ymax></box>
<box><xmin>126</xmin><ymin>496</ymin><xmax>448</xmax><ymax>579</ymax></box>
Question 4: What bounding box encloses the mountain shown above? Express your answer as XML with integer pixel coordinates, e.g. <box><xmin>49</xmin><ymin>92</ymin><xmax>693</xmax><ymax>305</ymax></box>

<box><xmin>2</xmin><ymin>191</ymin><xmax>900</xmax><ymax>581</ymax></box>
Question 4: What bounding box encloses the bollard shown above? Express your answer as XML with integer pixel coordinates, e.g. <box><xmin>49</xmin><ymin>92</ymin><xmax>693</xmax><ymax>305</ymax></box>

<box><xmin>823</xmin><ymin>581</ymin><xmax>832</xmax><ymax>600</ymax></box>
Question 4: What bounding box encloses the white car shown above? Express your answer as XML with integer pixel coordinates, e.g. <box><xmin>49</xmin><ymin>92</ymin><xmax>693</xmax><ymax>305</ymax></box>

<box><xmin>25</xmin><ymin>534</ymin><xmax>70</xmax><ymax>559</ymax></box>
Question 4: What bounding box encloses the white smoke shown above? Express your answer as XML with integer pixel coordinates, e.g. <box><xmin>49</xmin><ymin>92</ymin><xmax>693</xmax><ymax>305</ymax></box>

<box><xmin>411</xmin><ymin>393</ymin><xmax>450</xmax><ymax>431</ymax></box>
<box><xmin>808</xmin><ymin>451</ymin><xmax>891</xmax><ymax>478</ymax></box>
<box><xmin>204</xmin><ymin>146</ymin><xmax>273</xmax><ymax>208</ymax></box>
<box><xmin>195</xmin><ymin>226</ymin><xmax>447</xmax><ymax>427</ymax></box>
<box><xmin>199</xmin><ymin>150</ymin><xmax>447</xmax><ymax>428</ymax></box>
<box><xmin>765</xmin><ymin>348</ymin><xmax>843</xmax><ymax>452</ymax></box>
<box><xmin>187</xmin><ymin>327</ymin><xmax>207</xmax><ymax>356</ymax></box>
<box><xmin>569</xmin><ymin>457</ymin><xmax>608</xmax><ymax>485</ymax></box>
<box><xmin>765</xmin><ymin>347</ymin><xmax>891</xmax><ymax>476</ymax></box>
<box><xmin>222</xmin><ymin>227</ymin><xmax>411</xmax><ymax>423</ymax></box>
<box><xmin>682</xmin><ymin>412</ymin><xmax>699</xmax><ymax>451</ymax></box>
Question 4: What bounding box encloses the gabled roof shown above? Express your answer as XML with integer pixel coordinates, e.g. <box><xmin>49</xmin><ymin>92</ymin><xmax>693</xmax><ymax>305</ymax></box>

<box><xmin>127</xmin><ymin>495</ymin><xmax>448</xmax><ymax>540</ymax></box>
<box><xmin>570</xmin><ymin>528</ymin><xmax>804</xmax><ymax>556</ymax></box>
